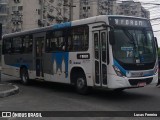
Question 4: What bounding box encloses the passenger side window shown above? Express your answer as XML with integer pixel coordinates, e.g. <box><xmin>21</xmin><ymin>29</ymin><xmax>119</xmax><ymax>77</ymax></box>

<box><xmin>12</xmin><ymin>37</ymin><xmax>23</xmax><ymax>53</ymax></box>
<box><xmin>69</xmin><ymin>25</ymin><xmax>89</xmax><ymax>51</ymax></box>
<box><xmin>46</xmin><ymin>30</ymin><xmax>65</xmax><ymax>52</ymax></box>
<box><xmin>23</xmin><ymin>35</ymin><xmax>33</xmax><ymax>53</ymax></box>
<box><xmin>45</xmin><ymin>25</ymin><xmax>89</xmax><ymax>52</ymax></box>
<box><xmin>2</xmin><ymin>38</ymin><xmax>12</xmax><ymax>54</ymax></box>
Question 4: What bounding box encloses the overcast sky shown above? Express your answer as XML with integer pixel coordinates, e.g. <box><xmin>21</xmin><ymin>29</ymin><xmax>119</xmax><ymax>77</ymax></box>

<box><xmin>134</xmin><ymin>0</ymin><xmax>160</xmax><ymax>46</ymax></box>
<box><xmin>120</xmin><ymin>0</ymin><xmax>160</xmax><ymax>46</ymax></box>
<box><xmin>138</xmin><ymin>0</ymin><xmax>160</xmax><ymax>46</ymax></box>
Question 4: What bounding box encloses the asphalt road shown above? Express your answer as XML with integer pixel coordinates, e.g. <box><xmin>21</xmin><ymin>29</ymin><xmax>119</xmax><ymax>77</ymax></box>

<box><xmin>0</xmin><ymin>74</ymin><xmax>160</xmax><ymax>120</ymax></box>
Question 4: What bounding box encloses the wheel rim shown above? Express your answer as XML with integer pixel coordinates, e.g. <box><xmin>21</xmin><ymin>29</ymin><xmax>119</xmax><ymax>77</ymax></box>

<box><xmin>77</xmin><ymin>78</ymin><xmax>85</xmax><ymax>89</ymax></box>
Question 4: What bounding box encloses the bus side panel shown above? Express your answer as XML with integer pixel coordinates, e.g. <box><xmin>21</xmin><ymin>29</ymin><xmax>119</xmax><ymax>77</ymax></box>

<box><xmin>43</xmin><ymin>52</ymin><xmax>70</xmax><ymax>84</ymax></box>
<box><xmin>68</xmin><ymin>52</ymin><xmax>94</xmax><ymax>87</ymax></box>
<box><xmin>42</xmin><ymin>51</ymin><xmax>94</xmax><ymax>86</ymax></box>
<box><xmin>2</xmin><ymin>55</ymin><xmax>17</xmax><ymax>77</ymax></box>
<box><xmin>2</xmin><ymin>54</ymin><xmax>34</xmax><ymax>78</ymax></box>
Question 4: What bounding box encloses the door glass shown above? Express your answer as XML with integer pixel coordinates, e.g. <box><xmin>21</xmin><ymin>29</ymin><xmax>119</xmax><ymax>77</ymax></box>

<box><xmin>95</xmin><ymin>61</ymin><xmax>100</xmax><ymax>84</ymax></box>
<box><xmin>94</xmin><ymin>31</ymin><xmax>107</xmax><ymax>86</ymax></box>
<box><xmin>36</xmin><ymin>37</ymin><xmax>44</xmax><ymax>57</ymax></box>
<box><xmin>101</xmin><ymin>32</ymin><xmax>106</xmax><ymax>62</ymax></box>
<box><xmin>35</xmin><ymin>37</ymin><xmax>44</xmax><ymax>77</ymax></box>
<box><xmin>102</xmin><ymin>64</ymin><xmax>107</xmax><ymax>85</ymax></box>
<box><xmin>101</xmin><ymin>31</ymin><xmax>107</xmax><ymax>85</ymax></box>
<box><xmin>94</xmin><ymin>33</ymin><xmax>99</xmax><ymax>59</ymax></box>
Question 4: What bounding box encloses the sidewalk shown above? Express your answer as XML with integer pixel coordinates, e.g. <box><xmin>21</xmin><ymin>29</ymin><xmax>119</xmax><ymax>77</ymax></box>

<box><xmin>0</xmin><ymin>83</ymin><xmax>19</xmax><ymax>98</ymax></box>
<box><xmin>0</xmin><ymin>67</ymin><xmax>19</xmax><ymax>98</ymax></box>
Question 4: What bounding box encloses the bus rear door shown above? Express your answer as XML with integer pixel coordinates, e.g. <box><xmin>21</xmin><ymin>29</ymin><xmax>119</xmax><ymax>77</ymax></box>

<box><xmin>33</xmin><ymin>33</ymin><xmax>45</xmax><ymax>78</ymax></box>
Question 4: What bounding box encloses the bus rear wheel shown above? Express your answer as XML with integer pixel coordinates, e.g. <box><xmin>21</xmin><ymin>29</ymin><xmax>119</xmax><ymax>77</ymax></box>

<box><xmin>75</xmin><ymin>75</ymin><xmax>89</xmax><ymax>95</ymax></box>
<box><xmin>20</xmin><ymin>68</ymin><xmax>30</xmax><ymax>85</ymax></box>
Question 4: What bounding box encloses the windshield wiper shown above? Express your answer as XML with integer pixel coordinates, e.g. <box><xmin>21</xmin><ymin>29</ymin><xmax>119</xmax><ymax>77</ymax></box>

<box><xmin>122</xmin><ymin>29</ymin><xmax>140</xmax><ymax>60</ymax></box>
<box><xmin>122</xmin><ymin>29</ymin><xmax>136</xmax><ymax>46</ymax></box>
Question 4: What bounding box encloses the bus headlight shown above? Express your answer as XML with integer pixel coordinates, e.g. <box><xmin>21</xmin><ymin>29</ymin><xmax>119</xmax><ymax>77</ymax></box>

<box><xmin>113</xmin><ymin>65</ymin><xmax>124</xmax><ymax>77</ymax></box>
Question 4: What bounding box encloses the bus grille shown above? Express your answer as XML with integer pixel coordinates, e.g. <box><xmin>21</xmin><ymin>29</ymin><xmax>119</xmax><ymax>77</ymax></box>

<box><xmin>128</xmin><ymin>78</ymin><xmax>153</xmax><ymax>86</ymax></box>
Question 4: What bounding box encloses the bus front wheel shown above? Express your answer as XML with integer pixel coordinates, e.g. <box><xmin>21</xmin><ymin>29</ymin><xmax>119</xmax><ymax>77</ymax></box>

<box><xmin>75</xmin><ymin>75</ymin><xmax>89</xmax><ymax>95</ymax></box>
<box><xmin>20</xmin><ymin>68</ymin><xmax>29</xmax><ymax>85</ymax></box>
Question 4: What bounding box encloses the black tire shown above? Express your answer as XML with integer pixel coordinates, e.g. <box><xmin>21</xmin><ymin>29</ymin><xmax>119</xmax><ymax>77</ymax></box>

<box><xmin>20</xmin><ymin>68</ymin><xmax>30</xmax><ymax>85</ymax></box>
<box><xmin>75</xmin><ymin>75</ymin><xmax>89</xmax><ymax>95</ymax></box>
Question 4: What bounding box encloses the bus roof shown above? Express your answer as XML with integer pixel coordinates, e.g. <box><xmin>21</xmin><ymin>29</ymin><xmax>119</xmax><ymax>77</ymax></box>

<box><xmin>107</xmin><ymin>15</ymin><xmax>148</xmax><ymax>20</ymax></box>
<box><xmin>3</xmin><ymin>15</ymin><xmax>149</xmax><ymax>38</ymax></box>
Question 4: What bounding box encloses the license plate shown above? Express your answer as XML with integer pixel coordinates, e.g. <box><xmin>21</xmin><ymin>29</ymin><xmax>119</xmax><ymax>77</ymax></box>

<box><xmin>138</xmin><ymin>82</ymin><xmax>146</xmax><ymax>87</ymax></box>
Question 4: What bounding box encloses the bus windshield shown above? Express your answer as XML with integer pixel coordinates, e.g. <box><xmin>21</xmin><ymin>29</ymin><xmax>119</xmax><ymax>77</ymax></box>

<box><xmin>112</xmin><ymin>28</ymin><xmax>156</xmax><ymax>64</ymax></box>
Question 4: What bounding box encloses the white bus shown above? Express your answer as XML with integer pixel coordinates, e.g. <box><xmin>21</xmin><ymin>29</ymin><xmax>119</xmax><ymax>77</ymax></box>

<box><xmin>2</xmin><ymin>15</ymin><xmax>158</xmax><ymax>94</ymax></box>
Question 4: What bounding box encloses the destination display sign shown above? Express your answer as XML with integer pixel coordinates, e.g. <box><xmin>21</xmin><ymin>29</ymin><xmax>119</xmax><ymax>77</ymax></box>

<box><xmin>109</xmin><ymin>17</ymin><xmax>151</xmax><ymax>28</ymax></box>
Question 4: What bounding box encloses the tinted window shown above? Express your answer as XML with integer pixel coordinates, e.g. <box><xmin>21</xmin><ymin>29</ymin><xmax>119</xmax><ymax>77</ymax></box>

<box><xmin>3</xmin><ymin>35</ymin><xmax>33</xmax><ymax>54</ymax></box>
<box><xmin>12</xmin><ymin>37</ymin><xmax>23</xmax><ymax>53</ymax></box>
<box><xmin>23</xmin><ymin>35</ymin><xmax>33</xmax><ymax>53</ymax></box>
<box><xmin>2</xmin><ymin>38</ymin><xmax>12</xmax><ymax>54</ymax></box>
<box><xmin>46</xmin><ymin>25</ymin><xmax>89</xmax><ymax>52</ymax></box>
<box><xmin>46</xmin><ymin>30</ymin><xmax>65</xmax><ymax>52</ymax></box>
<box><xmin>68</xmin><ymin>25</ymin><xmax>89</xmax><ymax>51</ymax></box>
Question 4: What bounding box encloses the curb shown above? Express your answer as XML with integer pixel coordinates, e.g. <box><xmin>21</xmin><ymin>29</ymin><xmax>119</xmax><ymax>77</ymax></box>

<box><xmin>0</xmin><ymin>84</ymin><xmax>19</xmax><ymax>98</ymax></box>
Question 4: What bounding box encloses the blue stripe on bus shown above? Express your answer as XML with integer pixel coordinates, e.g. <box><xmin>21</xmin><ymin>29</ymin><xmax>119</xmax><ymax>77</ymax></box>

<box><xmin>52</xmin><ymin>52</ymin><xmax>69</xmax><ymax>78</ymax></box>
<box><xmin>113</xmin><ymin>59</ymin><xmax>155</xmax><ymax>77</ymax></box>
<box><xmin>52</xmin><ymin>22</ymin><xmax>71</xmax><ymax>30</ymax></box>
<box><xmin>113</xmin><ymin>59</ymin><xmax>127</xmax><ymax>76</ymax></box>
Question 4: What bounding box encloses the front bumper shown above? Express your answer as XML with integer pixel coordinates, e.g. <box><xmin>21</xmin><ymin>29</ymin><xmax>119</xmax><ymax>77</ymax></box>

<box><xmin>107</xmin><ymin>73</ymin><xmax>158</xmax><ymax>89</ymax></box>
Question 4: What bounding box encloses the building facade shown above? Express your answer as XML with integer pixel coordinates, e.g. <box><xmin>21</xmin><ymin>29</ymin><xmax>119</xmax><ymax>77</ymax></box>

<box><xmin>6</xmin><ymin>0</ymin><xmax>150</xmax><ymax>34</ymax></box>
<box><xmin>40</xmin><ymin>0</ymin><xmax>70</xmax><ymax>26</ymax></box>
<box><xmin>77</xmin><ymin>0</ymin><xmax>117</xmax><ymax>19</ymax></box>
<box><xmin>0</xmin><ymin>0</ymin><xmax>9</xmax><ymax>34</ymax></box>
<box><xmin>8</xmin><ymin>0</ymin><xmax>70</xmax><ymax>33</ymax></box>
<box><xmin>116</xmin><ymin>1</ymin><xmax>150</xmax><ymax>19</ymax></box>
<box><xmin>8</xmin><ymin>0</ymin><xmax>40</xmax><ymax>32</ymax></box>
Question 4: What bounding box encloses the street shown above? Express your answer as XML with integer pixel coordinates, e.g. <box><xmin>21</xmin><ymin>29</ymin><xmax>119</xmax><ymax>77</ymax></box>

<box><xmin>1</xmin><ymin>74</ymin><xmax>160</xmax><ymax>120</ymax></box>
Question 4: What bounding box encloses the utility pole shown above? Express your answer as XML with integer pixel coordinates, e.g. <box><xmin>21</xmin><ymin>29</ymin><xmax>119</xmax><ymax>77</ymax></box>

<box><xmin>63</xmin><ymin>0</ymin><xmax>76</xmax><ymax>21</ymax></box>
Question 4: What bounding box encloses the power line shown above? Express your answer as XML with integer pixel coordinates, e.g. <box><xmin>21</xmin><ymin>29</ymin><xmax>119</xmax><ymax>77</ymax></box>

<box><xmin>141</xmin><ymin>2</ymin><xmax>160</xmax><ymax>5</ymax></box>
<box><xmin>154</xmin><ymin>30</ymin><xmax>160</xmax><ymax>32</ymax></box>
<box><xmin>150</xmin><ymin>17</ymin><xmax>160</xmax><ymax>21</ymax></box>
<box><xmin>152</xmin><ymin>22</ymin><xmax>160</xmax><ymax>26</ymax></box>
<box><xmin>145</xmin><ymin>5</ymin><xmax>159</xmax><ymax>10</ymax></box>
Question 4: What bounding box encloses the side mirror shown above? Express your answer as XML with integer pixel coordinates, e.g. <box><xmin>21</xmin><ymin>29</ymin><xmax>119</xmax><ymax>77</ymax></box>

<box><xmin>109</xmin><ymin>30</ymin><xmax>115</xmax><ymax>45</ymax></box>
<box><xmin>154</xmin><ymin>37</ymin><xmax>158</xmax><ymax>50</ymax></box>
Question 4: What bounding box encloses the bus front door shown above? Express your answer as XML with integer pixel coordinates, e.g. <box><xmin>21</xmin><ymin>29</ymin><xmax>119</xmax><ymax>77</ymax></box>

<box><xmin>35</xmin><ymin>37</ymin><xmax>45</xmax><ymax>78</ymax></box>
<box><xmin>93</xmin><ymin>31</ymin><xmax>108</xmax><ymax>87</ymax></box>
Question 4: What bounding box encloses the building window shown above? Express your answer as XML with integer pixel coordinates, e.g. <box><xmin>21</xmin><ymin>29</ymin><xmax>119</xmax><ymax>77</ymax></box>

<box><xmin>18</xmin><ymin>6</ymin><xmax>23</xmax><ymax>11</ymax></box>
<box><xmin>37</xmin><ymin>9</ymin><xmax>41</xmax><ymax>15</ymax></box>
<box><xmin>14</xmin><ymin>0</ymin><xmax>20</xmax><ymax>3</ymax></box>
<box><xmin>12</xmin><ymin>6</ymin><xmax>17</xmax><ymax>11</ymax></box>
